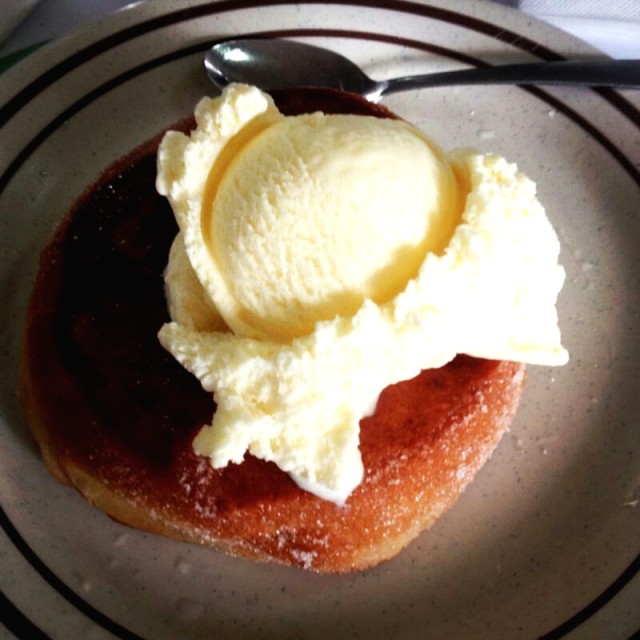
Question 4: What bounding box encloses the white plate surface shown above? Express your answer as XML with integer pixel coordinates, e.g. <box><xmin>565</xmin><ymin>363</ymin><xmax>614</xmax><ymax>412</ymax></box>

<box><xmin>1</xmin><ymin>1</ymin><xmax>639</xmax><ymax>638</ymax></box>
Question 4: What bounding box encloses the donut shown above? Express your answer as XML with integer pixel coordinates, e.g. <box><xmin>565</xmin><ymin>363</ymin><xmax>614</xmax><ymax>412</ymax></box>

<box><xmin>20</xmin><ymin>89</ymin><xmax>526</xmax><ymax>573</ymax></box>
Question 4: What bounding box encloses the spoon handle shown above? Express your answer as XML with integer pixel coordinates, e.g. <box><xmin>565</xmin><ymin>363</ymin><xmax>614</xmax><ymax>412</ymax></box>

<box><xmin>380</xmin><ymin>59</ymin><xmax>640</xmax><ymax>96</ymax></box>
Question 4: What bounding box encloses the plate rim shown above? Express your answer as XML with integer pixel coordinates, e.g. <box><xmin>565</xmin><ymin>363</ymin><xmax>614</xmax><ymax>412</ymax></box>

<box><xmin>1</xmin><ymin>1</ymin><xmax>639</xmax><ymax>639</ymax></box>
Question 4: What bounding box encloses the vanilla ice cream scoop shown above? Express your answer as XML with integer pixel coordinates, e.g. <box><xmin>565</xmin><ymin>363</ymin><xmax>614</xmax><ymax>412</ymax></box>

<box><xmin>157</xmin><ymin>84</ymin><xmax>568</xmax><ymax>505</ymax></box>
<box><xmin>205</xmin><ymin>113</ymin><xmax>461</xmax><ymax>340</ymax></box>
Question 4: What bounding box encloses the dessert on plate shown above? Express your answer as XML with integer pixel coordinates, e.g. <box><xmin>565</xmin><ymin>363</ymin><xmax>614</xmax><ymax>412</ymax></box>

<box><xmin>21</xmin><ymin>84</ymin><xmax>567</xmax><ymax>572</ymax></box>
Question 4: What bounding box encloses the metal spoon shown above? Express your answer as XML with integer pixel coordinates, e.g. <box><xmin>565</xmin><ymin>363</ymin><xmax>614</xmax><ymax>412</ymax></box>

<box><xmin>205</xmin><ymin>38</ymin><xmax>640</xmax><ymax>102</ymax></box>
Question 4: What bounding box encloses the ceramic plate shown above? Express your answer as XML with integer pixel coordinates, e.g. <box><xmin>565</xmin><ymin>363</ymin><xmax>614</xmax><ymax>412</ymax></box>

<box><xmin>1</xmin><ymin>1</ymin><xmax>639</xmax><ymax>638</ymax></box>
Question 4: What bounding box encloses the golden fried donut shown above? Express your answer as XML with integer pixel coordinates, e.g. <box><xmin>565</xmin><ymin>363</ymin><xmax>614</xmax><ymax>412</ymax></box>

<box><xmin>20</xmin><ymin>89</ymin><xmax>526</xmax><ymax>573</ymax></box>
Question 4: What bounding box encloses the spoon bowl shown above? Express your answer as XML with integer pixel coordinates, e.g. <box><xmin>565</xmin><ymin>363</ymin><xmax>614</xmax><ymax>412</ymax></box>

<box><xmin>205</xmin><ymin>39</ymin><xmax>640</xmax><ymax>102</ymax></box>
<box><xmin>205</xmin><ymin>39</ymin><xmax>381</xmax><ymax>99</ymax></box>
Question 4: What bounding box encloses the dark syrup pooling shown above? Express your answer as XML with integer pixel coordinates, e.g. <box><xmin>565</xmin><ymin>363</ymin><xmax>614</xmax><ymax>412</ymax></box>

<box><xmin>31</xmin><ymin>127</ymin><xmax>212</xmax><ymax>474</ymax></box>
